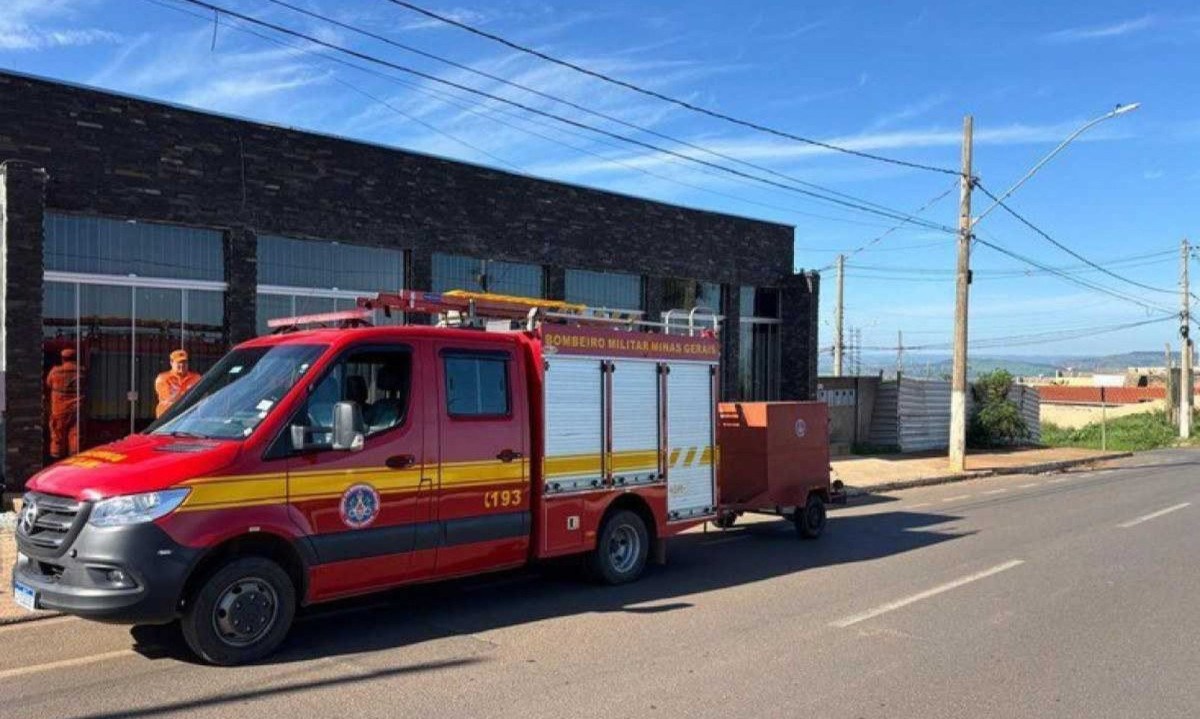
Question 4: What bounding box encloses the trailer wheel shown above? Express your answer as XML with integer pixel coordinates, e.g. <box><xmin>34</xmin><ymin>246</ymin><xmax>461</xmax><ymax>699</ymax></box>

<box><xmin>795</xmin><ymin>495</ymin><xmax>827</xmax><ymax>540</ymax></box>
<box><xmin>589</xmin><ymin>509</ymin><xmax>650</xmax><ymax>585</ymax></box>
<box><xmin>181</xmin><ymin>556</ymin><xmax>296</xmax><ymax>666</ymax></box>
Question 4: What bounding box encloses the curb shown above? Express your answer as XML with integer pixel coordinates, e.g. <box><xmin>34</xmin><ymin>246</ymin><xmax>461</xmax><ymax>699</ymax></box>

<box><xmin>843</xmin><ymin>452</ymin><xmax>1132</xmax><ymax>497</ymax></box>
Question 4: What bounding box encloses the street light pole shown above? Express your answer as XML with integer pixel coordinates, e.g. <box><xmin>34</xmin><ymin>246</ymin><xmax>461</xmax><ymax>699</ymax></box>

<box><xmin>948</xmin><ymin>103</ymin><xmax>1141</xmax><ymax>471</ymax></box>
<box><xmin>949</xmin><ymin>116</ymin><xmax>974</xmax><ymax>472</ymax></box>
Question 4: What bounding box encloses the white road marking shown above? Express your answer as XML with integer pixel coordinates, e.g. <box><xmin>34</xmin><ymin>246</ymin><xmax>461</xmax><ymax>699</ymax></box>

<box><xmin>1118</xmin><ymin>502</ymin><xmax>1192</xmax><ymax>529</ymax></box>
<box><xmin>907</xmin><ymin>502</ymin><xmax>931</xmax><ymax>509</ymax></box>
<box><xmin>831</xmin><ymin>559</ymin><xmax>1025</xmax><ymax>629</ymax></box>
<box><xmin>982</xmin><ymin>488</ymin><xmax>1008</xmax><ymax>495</ymax></box>
<box><xmin>1045</xmin><ymin>476</ymin><xmax>1074</xmax><ymax>484</ymax></box>
<box><xmin>1018</xmin><ymin>483</ymin><xmax>1039</xmax><ymax>489</ymax></box>
<box><xmin>941</xmin><ymin>495</ymin><xmax>970</xmax><ymax>503</ymax></box>
<box><xmin>0</xmin><ymin>649</ymin><xmax>134</xmax><ymax>680</ymax></box>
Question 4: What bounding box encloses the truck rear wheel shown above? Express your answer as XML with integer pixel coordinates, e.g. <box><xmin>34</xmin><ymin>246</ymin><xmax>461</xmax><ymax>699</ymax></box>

<box><xmin>589</xmin><ymin>509</ymin><xmax>649</xmax><ymax>585</ymax></box>
<box><xmin>795</xmin><ymin>494</ymin><xmax>827</xmax><ymax>540</ymax></box>
<box><xmin>181</xmin><ymin>556</ymin><xmax>296</xmax><ymax>666</ymax></box>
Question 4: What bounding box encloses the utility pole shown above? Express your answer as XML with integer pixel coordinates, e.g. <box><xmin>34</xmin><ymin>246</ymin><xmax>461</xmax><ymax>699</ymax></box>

<box><xmin>897</xmin><ymin>330</ymin><xmax>904</xmax><ymax>377</ymax></box>
<box><xmin>949</xmin><ymin>115</ymin><xmax>974</xmax><ymax>472</ymax></box>
<box><xmin>834</xmin><ymin>254</ymin><xmax>845</xmax><ymax>377</ymax></box>
<box><xmin>1182</xmin><ymin>238</ymin><xmax>1193</xmax><ymax>438</ymax></box>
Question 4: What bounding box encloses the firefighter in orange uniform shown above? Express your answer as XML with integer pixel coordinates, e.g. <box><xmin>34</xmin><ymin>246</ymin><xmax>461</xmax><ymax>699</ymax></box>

<box><xmin>155</xmin><ymin>349</ymin><xmax>201</xmax><ymax>418</ymax></box>
<box><xmin>46</xmin><ymin>348</ymin><xmax>85</xmax><ymax>459</ymax></box>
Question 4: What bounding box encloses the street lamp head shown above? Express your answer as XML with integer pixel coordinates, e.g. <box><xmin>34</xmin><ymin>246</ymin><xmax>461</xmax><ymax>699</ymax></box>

<box><xmin>1112</xmin><ymin>102</ymin><xmax>1141</xmax><ymax>116</ymax></box>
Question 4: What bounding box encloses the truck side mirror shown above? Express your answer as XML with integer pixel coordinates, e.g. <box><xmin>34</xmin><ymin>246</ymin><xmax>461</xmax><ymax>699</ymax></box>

<box><xmin>290</xmin><ymin>424</ymin><xmax>310</xmax><ymax>452</ymax></box>
<box><xmin>331</xmin><ymin>401</ymin><xmax>365</xmax><ymax>451</ymax></box>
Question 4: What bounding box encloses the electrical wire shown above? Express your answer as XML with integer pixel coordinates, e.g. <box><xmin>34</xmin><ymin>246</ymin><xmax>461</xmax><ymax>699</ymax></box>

<box><xmin>169</xmin><ymin>0</ymin><xmax>956</xmax><ymax>232</ymax></box>
<box><xmin>972</xmin><ymin>234</ymin><xmax>1174</xmax><ymax>314</ymax></box>
<box><xmin>975</xmin><ymin>182</ymin><xmax>1176</xmax><ymax>295</ymax></box>
<box><xmin>848</xmin><ymin>315</ymin><xmax>1174</xmax><ymax>351</ymax></box>
<box><xmin>263</xmin><ymin>0</ymin><xmax>928</xmax><ymax>223</ymax></box>
<box><xmin>818</xmin><ymin>180</ymin><xmax>959</xmax><ymax>270</ymax></box>
<box><xmin>145</xmin><ymin>0</ymin><xmax>940</xmax><ymax>232</ymax></box>
<box><xmin>384</xmin><ymin>0</ymin><xmax>961</xmax><ymax>176</ymax></box>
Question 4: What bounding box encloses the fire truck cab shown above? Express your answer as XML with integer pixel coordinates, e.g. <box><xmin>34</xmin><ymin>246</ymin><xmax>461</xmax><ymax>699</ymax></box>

<box><xmin>13</xmin><ymin>291</ymin><xmax>771</xmax><ymax>665</ymax></box>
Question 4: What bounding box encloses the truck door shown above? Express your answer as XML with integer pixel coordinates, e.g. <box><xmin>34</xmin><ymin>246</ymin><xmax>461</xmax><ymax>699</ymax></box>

<box><xmin>285</xmin><ymin>342</ymin><xmax>435</xmax><ymax>598</ymax></box>
<box><xmin>433</xmin><ymin>340</ymin><xmax>530</xmax><ymax>574</ymax></box>
<box><xmin>665</xmin><ymin>361</ymin><xmax>718</xmax><ymax>521</ymax></box>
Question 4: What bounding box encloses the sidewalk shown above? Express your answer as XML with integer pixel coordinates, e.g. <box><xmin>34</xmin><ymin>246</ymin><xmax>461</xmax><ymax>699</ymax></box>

<box><xmin>833</xmin><ymin>446</ymin><xmax>1129</xmax><ymax>494</ymax></box>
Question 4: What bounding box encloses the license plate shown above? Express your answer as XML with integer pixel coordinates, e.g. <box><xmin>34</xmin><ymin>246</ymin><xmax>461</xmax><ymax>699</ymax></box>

<box><xmin>13</xmin><ymin>581</ymin><xmax>38</xmax><ymax>612</ymax></box>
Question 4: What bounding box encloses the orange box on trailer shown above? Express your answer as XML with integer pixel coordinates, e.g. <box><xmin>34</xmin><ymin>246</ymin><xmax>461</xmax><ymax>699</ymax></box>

<box><xmin>716</xmin><ymin>402</ymin><xmax>831</xmax><ymax>509</ymax></box>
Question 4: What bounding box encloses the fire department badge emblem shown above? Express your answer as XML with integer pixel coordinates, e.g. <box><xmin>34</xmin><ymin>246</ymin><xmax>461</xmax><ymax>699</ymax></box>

<box><xmin>340</xmin><ymin>484</ymin><xmax>380</xmax><ymax>529</ymax></box>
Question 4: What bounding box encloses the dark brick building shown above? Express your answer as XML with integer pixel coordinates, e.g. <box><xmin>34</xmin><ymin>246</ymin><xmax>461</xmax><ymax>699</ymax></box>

<box><xmin>0</xmin><ymin>70</ymin><xmax>819</xmax><ymax>491</ymax></box>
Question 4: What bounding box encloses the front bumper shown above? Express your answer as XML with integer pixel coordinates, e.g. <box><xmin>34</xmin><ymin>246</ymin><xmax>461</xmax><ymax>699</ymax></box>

<box><xmin>13</xmin><ymin>520</ymin><xmax>201</xmax><ymax>624</ymax></box>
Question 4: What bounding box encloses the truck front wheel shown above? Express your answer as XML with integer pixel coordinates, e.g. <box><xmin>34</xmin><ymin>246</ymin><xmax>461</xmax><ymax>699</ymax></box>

<box><xmin>589</xmin><ymin>509</ymin><xmax>649</xmax><ymax>585</ymax></box>
<box><xmin>181</xmin><ymin>556</ymin><xmax>296</xmax><ymax>666</ymax></box>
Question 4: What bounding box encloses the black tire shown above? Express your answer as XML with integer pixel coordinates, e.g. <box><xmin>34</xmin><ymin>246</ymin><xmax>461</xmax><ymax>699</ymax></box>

<box><xmin>181</xmin><ymin>557</ymin><xmax>296</xmax><ymax>666</ymax></box>
<box><xmin>795</xmin><ymin>494</ymin><xmax>827</xmax><ymax>540</ymax></box>
<box><xmin>712</xmin><ymin>511</ymin><xmax>737</xmax><ymax>529</ymax></box>
<box><xmin>588</xmin><ymin>509</ymin><xmax>650</xmax><ymax>585</ymax></box>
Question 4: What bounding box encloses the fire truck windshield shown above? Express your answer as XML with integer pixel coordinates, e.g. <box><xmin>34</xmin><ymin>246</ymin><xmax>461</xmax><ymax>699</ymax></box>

<box><xmin>149</xmin><ymin>344</ymin><xmax>326</xmax><ymax>440</ymax></box>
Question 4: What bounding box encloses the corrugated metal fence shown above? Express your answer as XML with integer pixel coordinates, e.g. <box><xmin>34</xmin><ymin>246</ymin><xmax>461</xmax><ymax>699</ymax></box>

<box><xmin>867</xmin><ymin>378</ymin><xmax>1041</xmax><ymax>452</ymax></box>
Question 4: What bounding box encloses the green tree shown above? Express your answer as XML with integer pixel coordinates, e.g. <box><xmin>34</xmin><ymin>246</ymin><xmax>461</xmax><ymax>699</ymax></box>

<box><xmin>968</xmin><ymin>369</ymin><xmax>1028</xmax><ymax>447</ymax></box>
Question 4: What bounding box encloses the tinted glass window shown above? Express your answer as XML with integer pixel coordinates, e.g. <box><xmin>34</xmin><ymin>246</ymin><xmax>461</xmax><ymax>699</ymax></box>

<box><xmin>432</xmin><ymin>253</ymin><xmax>545</xmax><ymax>297</ymax></box>
<box><xmin>298</xmin><ymin>348</ymin><xmax>412</xmax><ymax>447</ymax></box>
<box><xmin>257</xmin><ymin>235</ymin><xmax>403</xmax><ymax>291</ymax></box>
<box><xmin>444</xmin><ymin>355</ymin><xmax>509</xmax><ymax>416</ymax></box>
<box><xmin>565</xmin><ymin>269</ymin><xmax>642</xmax><ymax>310</ymax></box>
<box><xmin>44</xmin><ymin>213</ymin><xmax>223</xmax><ymax>281</ymax></box>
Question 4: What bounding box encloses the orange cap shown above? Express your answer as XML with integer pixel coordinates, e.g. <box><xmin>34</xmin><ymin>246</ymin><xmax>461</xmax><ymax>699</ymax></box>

<box><xmin>61</xmin><ymin>348</ymin><xmax>76</xmax><ymax>360</ymax></box>
<box><xmin>170</xmin><ymin>349</ymin><xmax>189</xmax><ymax>362</ymax></box>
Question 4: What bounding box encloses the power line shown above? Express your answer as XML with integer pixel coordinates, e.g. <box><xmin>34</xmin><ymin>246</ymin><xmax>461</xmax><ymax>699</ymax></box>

<box><xmin>262</xmin><ymin>0</ymin><xmax>928</xmax><ymax>223</ymax></box>
<box><xmin>975</xmin><ymin>182</ymin><xmax>1175</xmax><ymax>295</ymax></box>
<box><xmin>146</xmin><ymin>0</ymin><xmax>941</xmax><ymax>233</ymax></box>
<box><xmin>850</xmin><ymin>315</ymin><xmax>1174</xmax><ymax>352</ymax></box>
<box><xmin>168</xmin><ymin>0</ymin><xmax>957</xmax><ymax>232</ymax></box>
<box><xmin>817</xmin><ymin>180</ymin><xmax>959</xmax><ymax>270</ymax></box>
<box><xmin>846</xmin><ymin>251</ymin><xmax>1176</xmax><ymax>277</ymax></box>
<box><xmin>972</xmin><ymin>234</ymin><xmax>1174</xmax><ymax>314</ymax></box>
<box><xmin>384</xmin><ymin>0</ymin><xmax>961</xmax><ymax>176</ymax></box>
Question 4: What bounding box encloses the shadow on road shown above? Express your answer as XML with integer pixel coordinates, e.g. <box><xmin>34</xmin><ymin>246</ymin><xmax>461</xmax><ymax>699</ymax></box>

<box><xmin>212</xmin><ymin>510</ymin><xmax>964</xmax><ymax>666</ymax></box>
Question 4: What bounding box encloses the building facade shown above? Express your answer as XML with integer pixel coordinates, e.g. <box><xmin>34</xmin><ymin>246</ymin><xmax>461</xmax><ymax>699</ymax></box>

<box><xmin>0</xmin><ymin>71</ymin><xmax>819</xmax><ymax>491</ymax></box>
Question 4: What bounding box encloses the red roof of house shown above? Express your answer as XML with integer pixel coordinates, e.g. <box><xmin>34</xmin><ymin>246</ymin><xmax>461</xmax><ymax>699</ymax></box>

<box><xmin>1036</xmin><ymin>386</ymin><xmax>1166</xmax><ymax>404</ymax></box>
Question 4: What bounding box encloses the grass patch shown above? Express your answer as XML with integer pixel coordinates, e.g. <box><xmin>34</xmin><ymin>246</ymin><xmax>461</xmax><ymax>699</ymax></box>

<box><xmin>1042</xmin><ymin>412</ymin><xmax>1199</xmax><ymax>452</ymax></box>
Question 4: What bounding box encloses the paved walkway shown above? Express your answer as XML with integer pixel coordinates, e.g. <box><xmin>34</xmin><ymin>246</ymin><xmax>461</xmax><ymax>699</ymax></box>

<box><xmin>833</xmin><ymin>446</ymin><xmax>1126</xmax><ymax>492</ymax></box>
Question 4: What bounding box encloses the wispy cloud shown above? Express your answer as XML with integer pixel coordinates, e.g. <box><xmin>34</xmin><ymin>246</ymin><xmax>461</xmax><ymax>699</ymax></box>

<box><xmin>1043</xmin><ymin>15</ymin><xmax>1155</xmax><ymax>43</ymax></box>
<box><xmin>0</xmin><ymin>0</ymin><xmax>120</xmax><ymax>51</ymax></box>
<box><xmin>869</xmin><ymin>93</ymin><xmax>949</xmax><ymax>130</ymax></box>
<box><xmin>396</xmin><ymin>7</ymin><xmax>488</xmax><ymax>31</ymax></box>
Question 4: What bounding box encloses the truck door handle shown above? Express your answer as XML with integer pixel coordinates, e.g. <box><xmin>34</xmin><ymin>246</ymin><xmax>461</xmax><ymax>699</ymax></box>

<box><xmin>496</xmin><ymin>449</ymin><xmax>523</xmax><ymax>463</ymax></box>
<box><xmin>386</xmin><ymin>454</ymin><xmax>417</xmax><ymax>469</ymax></box>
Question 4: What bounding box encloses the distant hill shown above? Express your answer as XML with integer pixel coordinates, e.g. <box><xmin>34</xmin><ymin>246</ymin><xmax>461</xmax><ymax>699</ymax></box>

<box><xmin>817</xmin><ymin>350</ymin><xmax>1168</xmax><ymax>380</ymax></box>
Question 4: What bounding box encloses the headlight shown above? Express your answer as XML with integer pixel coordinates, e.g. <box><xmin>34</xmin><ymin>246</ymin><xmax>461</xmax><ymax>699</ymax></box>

<box><xmin>88</xmin><ymin>489</ymin><xmax>191</xmax><ymax>527</ymax></box>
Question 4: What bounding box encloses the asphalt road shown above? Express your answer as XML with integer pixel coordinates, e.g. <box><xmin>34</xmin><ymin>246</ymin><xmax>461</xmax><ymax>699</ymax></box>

<box><xmin>2</xmin><ymin>450</ymin><xmax>1198</xmax><ymax>718</ymax></box>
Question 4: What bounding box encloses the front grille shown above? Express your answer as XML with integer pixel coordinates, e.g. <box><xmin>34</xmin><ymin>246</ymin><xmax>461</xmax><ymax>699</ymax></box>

<box><xmin>17</xmin><ymin>492</ymin><xmax>89</xmax><ymax>558</ymax></box>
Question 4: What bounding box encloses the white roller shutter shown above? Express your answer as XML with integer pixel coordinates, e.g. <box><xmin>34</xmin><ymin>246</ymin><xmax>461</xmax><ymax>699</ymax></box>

<box><xmin>610</xmin><ymin>360</ymin><xmax>660</xmax><ymax>486</ymax></box>
<box><xmin>666</xmin><ymin>362</ymin><xmax>716</xmax><ymax>519</ymax></box>
<box><xmin>543</xmin><ymin>356</ymin><xmax>604</xmax><ymax>493</ymax></box>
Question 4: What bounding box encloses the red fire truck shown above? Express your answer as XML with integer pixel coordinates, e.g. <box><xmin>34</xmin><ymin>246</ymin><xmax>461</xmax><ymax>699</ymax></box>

<box><xmin>13</xmin><ymin>291</ymin><xmax>837</xmax><ymax>665</ymax></box>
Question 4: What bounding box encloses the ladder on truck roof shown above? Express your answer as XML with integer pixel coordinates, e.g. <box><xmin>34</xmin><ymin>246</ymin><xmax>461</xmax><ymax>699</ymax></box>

<box><xmin>267</xmin><ymin>288</ymin><xmax>720</xmax><ymax>335</ymax></box>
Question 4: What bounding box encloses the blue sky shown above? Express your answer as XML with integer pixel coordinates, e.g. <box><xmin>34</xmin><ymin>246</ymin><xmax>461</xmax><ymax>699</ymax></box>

<box><xmin>3</xmin><ymin>0</ymin><xmax>1199</xmax><ymax>358</ymax></box>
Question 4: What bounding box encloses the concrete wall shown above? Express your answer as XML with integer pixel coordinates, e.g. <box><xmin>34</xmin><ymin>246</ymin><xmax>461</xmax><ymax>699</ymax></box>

<box><xmin>817</xmin><ymin>376</ymin><xmax>879</xmax><ymax>454</ymax></box>
<box><xmin>1041</xmin><ymin>400</ymin><xmax>1165</xmax><ymax>430</ymax></box>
